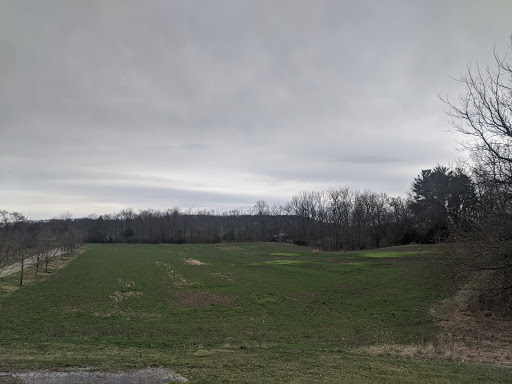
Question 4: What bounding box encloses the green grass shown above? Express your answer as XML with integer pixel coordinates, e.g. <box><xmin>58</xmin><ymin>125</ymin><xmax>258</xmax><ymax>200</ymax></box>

<box><xmin>0</xmin><ymin>243</ymin><xmax>510</xmax><ymax>383</ymax></box>
<box><xmin>270</xmin><ymin>252</ymin><xmax>301</xmax><ymax>257</ymax></box>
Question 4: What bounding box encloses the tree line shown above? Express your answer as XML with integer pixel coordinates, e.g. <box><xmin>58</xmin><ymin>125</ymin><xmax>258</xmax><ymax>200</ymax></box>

<box><xmin>77</xmin><ymin>164</ymin><xmax>474</xmax><ymax>250</ymax></box>
<box><xmin>1</xmin><ymin>163</ymin><xmax>477</xmax><ymax>252</ymax></box>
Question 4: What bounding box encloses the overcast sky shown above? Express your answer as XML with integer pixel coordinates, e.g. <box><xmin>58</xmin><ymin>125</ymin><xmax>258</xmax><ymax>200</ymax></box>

<box><xmin>1</xmin><ymin>0</ymin><xmax>511</xmax><ymax>219</ymax></box>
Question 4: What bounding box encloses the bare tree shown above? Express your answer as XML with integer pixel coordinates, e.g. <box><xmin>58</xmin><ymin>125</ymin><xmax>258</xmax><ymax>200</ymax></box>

<box><xmin>388</xmin><ymin>196</ymin><xmax>414</xmax><ymax>245</ymax></box>
<box><xmin>253</xmin><ymin>201</ymin><xmax>269</xmax><ymax>241</ymax></box>
<box><xmin>42</xmin><ymin>232</ymin><xmax>59</xmax><ymax>273</ymax></box>
<box><xmin>0</xmin><ymin>210</ymin><xmax>14</xmax><ymax>276</ymax></box>
<box><xmin>12</xmin><ymin>213</ymin><xmax>28</xmax><ymax>286</ymax></box>
<box><xmin>326</xmin><ymin>187</ymin><xmax>354</xmax><ymax>250</ymax></box>
<box><xmin>287</xmin><ymin>191</ymin><xmax>320</xmax><ymax>246</ymax></box>
<box><xmin>269</xmin><ymin>203</ymin><xmax>287</xmax><ymax>241</ymax></box>
<box><xmin>443</xmin><ymin>46</ymin><xmax>512</xmax><ymax>191</ymax></box>
<box><xmin>443</xmin><ymin>43</ymin><xmax>512</xmax><ymax>315</ymax></box>
<box><xmin>254</xmin><ymin>200</ymin><xmax>269</xmax><ymax>216</ymax></box>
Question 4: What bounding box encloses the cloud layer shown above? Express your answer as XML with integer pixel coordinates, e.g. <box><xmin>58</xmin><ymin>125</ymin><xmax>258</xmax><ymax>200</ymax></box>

<box><xmin>1</xmin><ymin>0</ymin><xmax>511</xmax><ymax>219</ymax></box>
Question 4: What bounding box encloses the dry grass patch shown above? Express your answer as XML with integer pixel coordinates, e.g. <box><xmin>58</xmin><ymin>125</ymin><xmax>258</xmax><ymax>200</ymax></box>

<box><xmin>433</xmin><ymin>309</ymin><xmax>512</xmax><ymax>366</ymax></box>
<box><xmin>182</xmin><ymin>258</ymin><xmax>208</xmax><ymax>266</ymax></box>
<box><xmin>357</xmin><ymin>278</ymin><xmax>512</xmax><ymax>367</ymax></box>
<box><xmin>357</xmin><ymin>342</ymin><xmax>457</xmax><ymax>361</ymax></box>
<box><xmin>431</xmin><ymin>273</ymin><xmax>512</xmax><ymax>366</ymax></box>
<box><xmin>110</xmin><ymin>290</ymin><xmax>143</xmax><ymax>302</ymax></box>
<box><xmin>212</xmin><ymin>272</ymin><xmax>232</xmax><ymax>281</ymax></box>
<box><xmin>358</xmin><ymin>336</ymin><xmax>512</xmax><ymax>366</ymax></box>
<box><xmin>156</xmin><ymin>261</ymin><xmax>188</xmax><ymax>286</ymax></box>
<box><xmin>117</xmin><ymin>279</ymin><xmax>136</xmax><ymax>288</ymax></box>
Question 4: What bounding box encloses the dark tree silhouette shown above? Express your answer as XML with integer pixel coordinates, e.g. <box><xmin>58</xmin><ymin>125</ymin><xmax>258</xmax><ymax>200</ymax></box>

<box><xmin>411</xmin><ymin>165</ymin><xmax>476</xmax><ymax>242</ymax></box>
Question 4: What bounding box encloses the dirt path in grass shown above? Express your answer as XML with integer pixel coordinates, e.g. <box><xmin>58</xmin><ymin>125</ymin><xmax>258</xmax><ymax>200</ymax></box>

<box><xmin>0</xmin><ymin>249</ymin><xmax>64</xmax><ymax>279</ymax></box>
<box><xmin>0</xmin><ymin>368</ymin><xmax>188</xmax><ymax>383</ymax></box>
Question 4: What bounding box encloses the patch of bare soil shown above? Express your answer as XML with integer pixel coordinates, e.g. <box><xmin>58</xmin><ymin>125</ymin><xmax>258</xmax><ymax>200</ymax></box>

<box><xmin>0</xmin><ymin>367</ymin><xmax>187</xmax><ymax>383</ymax></box>
<box><xmin>174</xmin><ymin>290</ymin><xmax>236</xmax><ymax>308</ymax></box>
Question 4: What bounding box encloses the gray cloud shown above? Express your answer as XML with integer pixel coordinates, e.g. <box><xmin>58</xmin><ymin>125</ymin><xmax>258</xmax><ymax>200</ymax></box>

<box><xmin>1</xmin><ymin>0</ymin><xmax>511</xmax><ymax>219</ymax></box>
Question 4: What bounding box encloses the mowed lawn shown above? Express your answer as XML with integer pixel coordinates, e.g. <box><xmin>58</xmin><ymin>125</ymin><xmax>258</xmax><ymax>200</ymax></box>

<box><xmin>0</xmin><ymin>243</ymin><xmax>510</xmax><ymax>383</ymax></box>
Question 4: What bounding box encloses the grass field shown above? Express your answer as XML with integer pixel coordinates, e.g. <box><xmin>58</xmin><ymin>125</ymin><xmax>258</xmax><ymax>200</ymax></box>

<box><xmin>0</xmin><ymin>243</ymin><xmax>510</xmax><ymax>383</ymax></box>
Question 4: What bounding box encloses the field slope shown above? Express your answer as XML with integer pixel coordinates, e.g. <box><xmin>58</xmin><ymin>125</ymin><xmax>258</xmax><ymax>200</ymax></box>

<box><xmin>0</xmin><ymin>243</ymin><xmax>510</xmax><ymax>383</ymax></box>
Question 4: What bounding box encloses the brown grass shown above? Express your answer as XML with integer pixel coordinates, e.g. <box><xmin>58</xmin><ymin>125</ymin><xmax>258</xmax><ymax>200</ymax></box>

<box><xmin>356</xmin><ymin>277</ymin><xmax>512</xmax><ymax>366</ymax></box>
<box><xmin>358</xmin><ymin>335</ymin><xmax>511</xmax><ymax>366</ymax></box>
